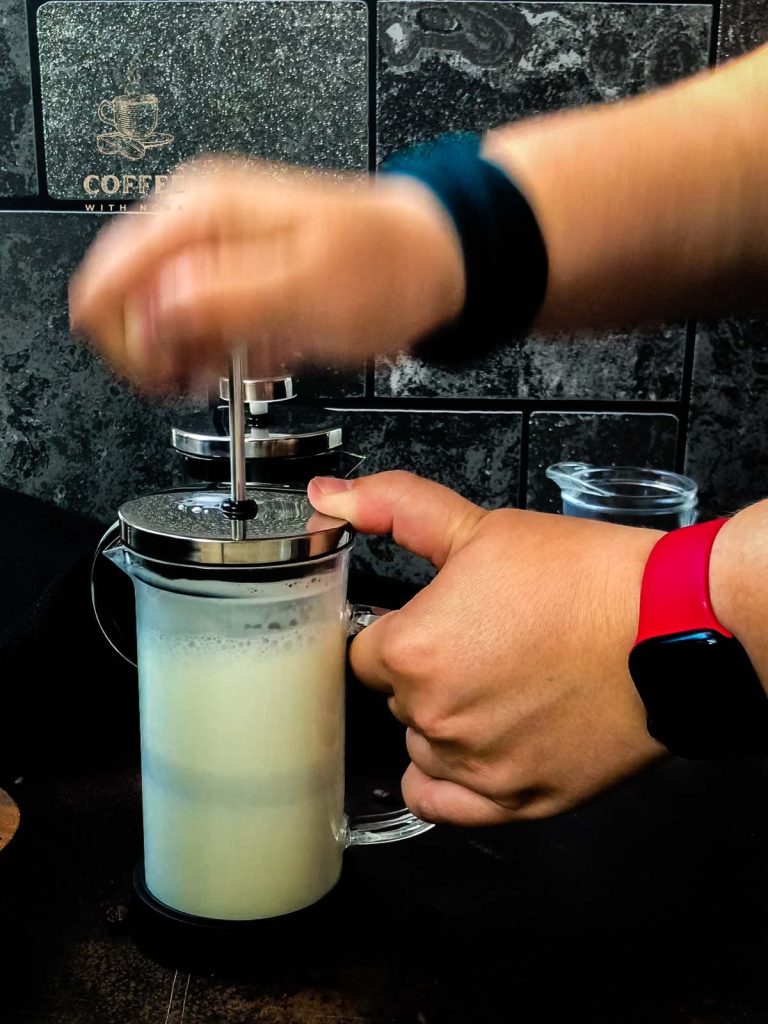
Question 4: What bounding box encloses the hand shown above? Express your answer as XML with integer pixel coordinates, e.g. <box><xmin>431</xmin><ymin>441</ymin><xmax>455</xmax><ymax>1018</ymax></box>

<box><xmin>308</xmin><ymin>471</ymin><xmax>666</xmax><ymax>826</ymax></box>
<box><xmin>68</xmin><ymin>158</ymin><xmax>464</xmax><ymax>389</ymax></box>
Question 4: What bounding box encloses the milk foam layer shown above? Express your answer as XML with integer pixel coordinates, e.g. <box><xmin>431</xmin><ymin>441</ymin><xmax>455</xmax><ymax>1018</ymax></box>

<box><xmin>135</xmin><ymin>576</ymin><xmax>347</xmax><ymax>920</ymax></box>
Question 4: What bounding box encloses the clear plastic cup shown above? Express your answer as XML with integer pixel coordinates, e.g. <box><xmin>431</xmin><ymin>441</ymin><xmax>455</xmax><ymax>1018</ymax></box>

<box><xmin>545</xmin><ymin>463</ymin><xmax>698</xmax><ymax>531</ymax></box>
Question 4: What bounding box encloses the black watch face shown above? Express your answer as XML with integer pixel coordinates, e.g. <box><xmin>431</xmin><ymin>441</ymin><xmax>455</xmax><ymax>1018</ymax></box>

<box><xmin>629</xmin><ymin>631</ymin><xmax>768</xmax><ymax>758</ymax></box>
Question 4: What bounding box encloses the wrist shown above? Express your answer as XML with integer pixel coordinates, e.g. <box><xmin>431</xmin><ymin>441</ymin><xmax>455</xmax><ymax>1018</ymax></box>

<box><xmin>710</xmin><ymin>502</ymin><xmax>768</xmax><ymax>695</ymax></box>
<box><xmin>379</xmin><ymin>134</ymin><xmax>548</xmax><ymax>366</ymax></box>
<box><xmin>613</xmin><ymin>527</ymin><xmax>666</xmax><ymax>651</ymax></box>
<box><xmin>373</xmin><ymin>178</ymin><xmax>466</xmax><ymax>342</ymax></box>
<box><xmin>593</xmin><ymin>523</ymin><xmax>668</xmax><ymax>765</ymax></box>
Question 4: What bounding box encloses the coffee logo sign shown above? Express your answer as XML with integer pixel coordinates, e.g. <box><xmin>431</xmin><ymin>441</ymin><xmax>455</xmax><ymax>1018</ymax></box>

<box><xmin>83</xmin><ymin>58</ymin><xmax>176</xmax><ymax>207</ymax></box>
<box><xmin>97</xmin><ymin>58</ymin><xmax>173</xmax><ymax>160</ymax></box>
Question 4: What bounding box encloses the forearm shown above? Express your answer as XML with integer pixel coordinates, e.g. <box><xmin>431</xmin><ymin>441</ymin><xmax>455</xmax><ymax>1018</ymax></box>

<box><xmin>484</xmin><ymin>44</ymin><xmax>768</xmax><ymax>330</ymax></box>
<box><xmin>711</xmin><ymin>499</ymin><xmax>768</xmax><ymax>694</ymax></box>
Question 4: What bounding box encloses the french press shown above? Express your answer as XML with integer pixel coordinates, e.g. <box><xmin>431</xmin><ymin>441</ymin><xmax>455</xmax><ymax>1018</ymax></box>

<box><xmin>93</xmin><ymin>368</ymin><xmax>364</xmax><ymax>665</ymax></box>
<box><xmin>95</xmin><ymin>351</ymin><xmax>431</xmax><ymax>926</ymax></box>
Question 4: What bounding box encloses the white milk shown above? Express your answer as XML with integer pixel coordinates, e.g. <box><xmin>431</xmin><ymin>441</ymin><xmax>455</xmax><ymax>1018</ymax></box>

<box><xmin>135</xmin><ymin>577</ymin><xmax>347</xmax><ymax>920</ymax></box>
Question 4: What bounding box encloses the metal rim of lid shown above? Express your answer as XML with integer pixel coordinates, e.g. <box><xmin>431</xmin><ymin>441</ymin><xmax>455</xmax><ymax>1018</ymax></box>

<box><xmin>117</xmin><ymin>486</ymin><xmax>352</xmax><ymax>567</ymax></box>
<box><xmin>171</xmin><ymin>426</ymin><xmax>344</xmax><ymax>460</ymax></box>
<box><xmin>218</xmin><ymin>376</ymin><xmax>294</xmax><ymax>404</ymax></box>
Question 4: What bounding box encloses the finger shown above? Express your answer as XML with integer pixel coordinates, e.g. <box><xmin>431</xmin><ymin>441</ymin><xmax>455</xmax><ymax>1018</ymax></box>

<box><xmin>328</xmin><ymin>472</ymin><xmax>484</xmax><ymax>693</ymax></box>
<box><xmin>401</xmin><ymin>762</ymin><xmax>516</xmax><ymax>827</ymax></box>
<box><xmin>308</xmin><ymin>471</ymin><xmax>485</xmax><ymax>569</ymax></box>
<box><xmin>69</xmin><ymin>162</ymin><xmax>294</xmax><ymax>338</ymax></box>
<box><xmin>85</xmin><ymin>237</ymin><xmax>307</xmax><ymax>385</ymax></box>
<box><xmin>132</xmin><ymin>241</ymin><xmax>305</xmax><ymax>380</ymax></box>
<box><xmin>404</xmin><ymin>727</ymin><xmax>507</xmax><ymax>798</ymax></box>
<box><xmin>405</xmin><ymin>727</ymin><xmax>465</xmax><ymax>781</ymax></box>
<box><xmin>348</xmin><ymin>609</ymin><xmax>401</xmax><ymax>694</ymax></box>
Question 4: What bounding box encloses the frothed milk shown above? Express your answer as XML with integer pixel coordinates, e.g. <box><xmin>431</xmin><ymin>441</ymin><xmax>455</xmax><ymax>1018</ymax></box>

<box><xmin>135</xmin><ymin>573</ymin><xmax>347</xmax><ymax>920</ymax></box>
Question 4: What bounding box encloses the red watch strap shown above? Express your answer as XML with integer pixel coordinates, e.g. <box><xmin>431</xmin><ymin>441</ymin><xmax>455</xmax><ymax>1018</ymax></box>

<box><xmin>634</xmin><ymin>518</ymin><xmax>732</xmax><ymax>645</ymax></box>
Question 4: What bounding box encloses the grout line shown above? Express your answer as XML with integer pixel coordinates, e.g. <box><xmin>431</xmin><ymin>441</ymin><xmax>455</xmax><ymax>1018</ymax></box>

<box><xmin>675</xmin><ymin>318</ymin><xmax>698</xmax><ymax>474</ymax></box>
<box><xmin>367</xmin><ymin>0</ymin><xmax>377</xmax><ymax>174</ymax></box>
<box><xmin>328</xmin><ymin>404</ymin><xmax>528</xmax><ymax>415</ymax></box>
<box><xmin>24</xmin><ymin>0</ymin><xmax>49</xmax><ymax>208</ymax></box>
<box><xmin>322</xmin><ymin>398</ymin><xmax>686</xmax><ymax>414</ymax></box>
<box><xmin>364</xmin><ymin>360</ymin><xmax>376</xmax><ymax>398</ymax></box>
<box><xmin>709</xmin><ymin>0</ymin><xmax>723</xmax><ymax>66</ymax></box>
<box><xmin>516</xmin><ymin>409</ymin><xmax>530</xmax><ymax>509</ymax></box>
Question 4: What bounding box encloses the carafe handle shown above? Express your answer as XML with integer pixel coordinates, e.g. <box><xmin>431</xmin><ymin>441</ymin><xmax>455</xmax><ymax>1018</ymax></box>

<box><xmin>91</xmin><ymin>521</ymin><xmax>138</xmax><ymax>666</ymax></box>
<box><xmin>344</xmin><ymin>604</ymin><xmax>434</xmax><ymax>847</ymax></box>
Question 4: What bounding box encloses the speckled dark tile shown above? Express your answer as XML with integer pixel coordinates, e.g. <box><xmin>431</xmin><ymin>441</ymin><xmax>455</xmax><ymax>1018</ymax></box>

<box><xmin>718</xmin><ymin>0</ymin><xmax>768</xmax><ymax>61</ymax></box>
<box><xmin>339</xmin><ymin>410</ymin><xmax>521</xmax><ymax>583</ymax></box>
<box><xmin>294</xmin><ymin>363</ymin><xmax>365</xmax><ymax>401</ymax></box>
<box><xmin>376</xmin><ymin>324</ymin><xmax>686</xmax><ymax>400</ymax></box>
<box><xmin>376</xmin><ymin>2</ymin><xmax>708</xmax><ymax>400</ymax></box>
<box><xmin>0</xmin><ymin>0</ymin><xmax>37</xmax><ymax>196</ymax></box>
<box><xmin>685</xmin><ymin>318</ymin><xmax>768</xmax><ymax>516</ymax></box>
<box><xmin>37</xmin><ymin>1</ymin><xmax>368</xmax><ymax>200</ymax></box>
<box><xmin>527</xmin><ymin>411</ymin><xmax>679</xmax><ymax>513</ymax></box>
<box><xmin>378</xmin><ymin>2</ymin><xmax>711</xmax><ymax>157</ymax></box>
<box><xmin>0</xmin><ymin>212</ymin><xmax>204</xmax><ymax>522</ymax></box>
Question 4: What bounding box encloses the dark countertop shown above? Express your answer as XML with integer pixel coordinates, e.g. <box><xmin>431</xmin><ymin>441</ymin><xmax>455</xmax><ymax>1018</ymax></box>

<box><xmin>3</xmin><ymin>486</ymin><xmax>768</xmax><ymax>1023</ymax></box>
<box><xmin>6</xmin><ymin>746</ymin><xmax>768</xmax><ymax>1023</ymax></box>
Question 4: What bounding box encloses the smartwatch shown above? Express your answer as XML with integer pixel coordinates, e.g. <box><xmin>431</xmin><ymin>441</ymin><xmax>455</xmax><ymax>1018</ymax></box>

<box><xmin>628</xmin><ymin>518</ymin><xmax>768</xmax><ymax>757</ymax></box>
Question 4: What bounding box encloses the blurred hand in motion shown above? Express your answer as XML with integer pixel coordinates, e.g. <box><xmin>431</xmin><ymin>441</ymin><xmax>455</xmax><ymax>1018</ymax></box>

<box><xmin>309</xmin><ymin>470</ymin><xmax>665</xmax><ymax>826</ymax></box>
<box><xmin>69</xmin><ymin>158</ymin><xmax>464</xmax><ymax>390</ymax></box>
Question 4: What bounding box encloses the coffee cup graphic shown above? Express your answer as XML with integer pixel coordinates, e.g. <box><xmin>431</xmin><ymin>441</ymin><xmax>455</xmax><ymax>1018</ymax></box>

<box><xmin>96</xmin><ymin>63</ymin><xmax>174</xmax><ymax>162</ymax></box>
<box><xmin>99</xmin><ymin>94</ymin><xmax>159</xmax><ymax>141</ymax></box>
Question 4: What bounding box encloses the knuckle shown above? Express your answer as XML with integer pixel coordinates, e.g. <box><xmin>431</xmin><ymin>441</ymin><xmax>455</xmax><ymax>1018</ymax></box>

<box><xmin>386</xmin><ymin>695</ymin><xmax>410</xmax><ymax>725</ymax></box>
<box><xmin>508</xmin><ymin>788</ymin><xmax>568</xmax><ymax>821</ymax></box>
<box><xmin>478</xmin><ymin>507</ymin><xmax>523</xmax><ymax>545</ymax></box>
<box><xmin>483</xmin><ymin>507</ymin><xmax>521</xmax><ymax>529</ymax></box>
<box><xmin>408</xmin><ymin>705</ymin><xmax>456</xmax><ymax>744</ymax></box>
<box><xmin>381</xmin><ymin>469</ymin><xmax>419</xmax><ymax>490</ymax></box>
<box><xmin>378</xmin><ymin>623</ymin><xmax>435</xmax><ymax>682</ymax></box>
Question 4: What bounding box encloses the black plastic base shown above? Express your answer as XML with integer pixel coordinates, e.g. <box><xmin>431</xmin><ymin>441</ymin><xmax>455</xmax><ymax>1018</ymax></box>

<box><xmin>129</xmin><ymin>862</ymin><xmax>344</xmax><ymax>976</ymax></box>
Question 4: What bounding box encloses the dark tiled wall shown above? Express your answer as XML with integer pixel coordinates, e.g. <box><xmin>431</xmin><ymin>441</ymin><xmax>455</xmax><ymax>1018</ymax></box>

<box><xmin>375</xmin><ymin>324</ymin><xmax>687</xmax><ymax>401</ymax></box>
<box><xmin>1</xmin><ymin>0</ymin><xmax>765</xmax><ymax>578</ymax></box>
<box><xmin>376</xmin><ymin>2</ymin><xmax>708</xmax><ymax>413</ymax></box>
<box><xmin>0</xmin><ymin>212</ymin><xmax>204</xmax><ymax>521</ymax></box>
<box><xmin>682</xmin><ymin>1</ymin><xmax>768</xmax><ymax>515</ymax></box>
<box><xmin>718</xmin><ymin>0</ymin><xmax>768</xmax><ymax>59</ymax></box>
<box><xmin>527</xmin><ymin>412</ymin><xmax>679</xmax><ymax>513</ymax></box>
<box><xmin>340</xmin><ymin>410</ymin><xmax>522</xmax><ymax>582</ymax></box>
<box><xmin>0</xmin><ymin>0</ymin><xmax>37</xmax><ymax>195</ymax></box>
<box><xmin>377</xmin><ymin>2</ymin><xmax>711</xmax><ymax>156</ymax></box>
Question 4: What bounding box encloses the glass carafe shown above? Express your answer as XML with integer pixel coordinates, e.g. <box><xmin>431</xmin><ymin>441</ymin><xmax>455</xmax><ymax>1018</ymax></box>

<box><xmin>99</xmin><ymin>486</ymin><xmax>431</xmax><ymax>923</ymax></box>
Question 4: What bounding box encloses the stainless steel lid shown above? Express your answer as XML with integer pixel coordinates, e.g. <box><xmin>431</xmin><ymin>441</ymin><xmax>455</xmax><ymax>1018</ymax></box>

<box><xmin>218</xmin><ymin>375</ymin><xmax>294</xmax><ymax>405</ymax></box>
<box><xmin>171</xmin><ymin>424</ymin><xmax>344</xmax><ymax>461</ymax></box>
<box><xmin>117</xmin><ymin>487</ymin><xmax>352</xmax><ymax>566</ymax></box>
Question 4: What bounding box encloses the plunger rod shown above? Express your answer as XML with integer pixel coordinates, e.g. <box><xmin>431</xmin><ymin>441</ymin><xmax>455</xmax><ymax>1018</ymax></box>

<box><xmin>228</xmin><ymin>347</ymin><xmax>248</xmax><ymax>507</ymax></box>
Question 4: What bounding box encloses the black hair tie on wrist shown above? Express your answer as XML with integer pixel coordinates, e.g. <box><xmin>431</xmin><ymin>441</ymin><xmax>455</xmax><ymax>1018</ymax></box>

<box><xmin>381</xmin><ymin>133</ymin><xmax>549</xmax><ymax>368</ymax></box>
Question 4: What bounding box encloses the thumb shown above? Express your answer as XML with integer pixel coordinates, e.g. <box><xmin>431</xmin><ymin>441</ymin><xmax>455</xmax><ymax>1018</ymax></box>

<box><xmin>308</xmin><ymin>470</ymin><xmax>485</xmax><ymax>568</ymax></box>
